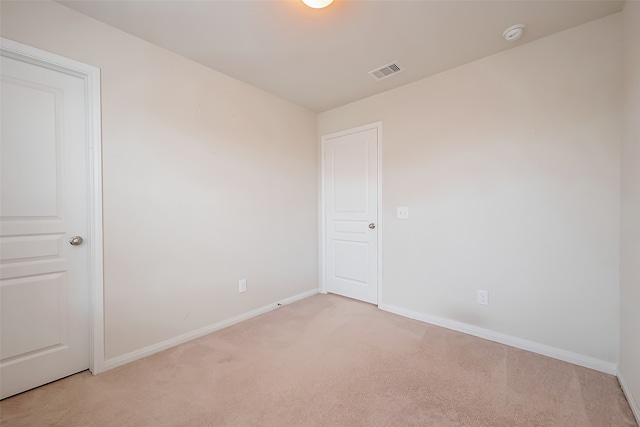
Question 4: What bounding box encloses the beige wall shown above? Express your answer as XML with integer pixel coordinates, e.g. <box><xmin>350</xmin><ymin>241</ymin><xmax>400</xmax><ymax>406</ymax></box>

<box><xmin>319</xmin><ymin>15</ymin><xmax>622</xmax><ymax>363</ymax></box>
<box><xmin>620</xmin><ymin>0</ymin><xmax>640</xmax><ymax>417</ymax></box>
<box><xmin>1</xmin><ymin>1</ymin><xmax>319</xmax><ymax>360</ymax></box>
<box><xmin>1</xmin><ymin>0</ymin><xmax>632</xmax><ymax>389</ymax></box>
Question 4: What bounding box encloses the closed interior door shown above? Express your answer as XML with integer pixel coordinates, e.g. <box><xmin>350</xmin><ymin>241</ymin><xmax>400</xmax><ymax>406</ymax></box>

<box><xmin>1</xmin><ymin>51</ymin><xmax>90</xmax><ymax>399</ymax></box>
<box><xmin>323</xmin><ymin>125</ymin><xmax>379</xmax><ymax>304</ymax></box>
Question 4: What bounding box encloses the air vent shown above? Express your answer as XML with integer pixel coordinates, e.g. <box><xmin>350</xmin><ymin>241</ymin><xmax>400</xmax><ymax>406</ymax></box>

<box><xmin>368</xmin><ymin>61</ymin><xmax>404</xmax><ymax>81</ymax></box>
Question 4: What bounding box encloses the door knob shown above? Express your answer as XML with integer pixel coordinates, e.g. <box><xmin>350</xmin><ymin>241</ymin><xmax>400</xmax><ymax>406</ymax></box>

<box><xmin>69</xmin><ymin>236</ymin><xmax>84</xmax><ymax>246</ymax></box>
<box><xmin>369</xmin><ymin>223</ymin><xmax>376</xmax><ymax>229</ymax></box>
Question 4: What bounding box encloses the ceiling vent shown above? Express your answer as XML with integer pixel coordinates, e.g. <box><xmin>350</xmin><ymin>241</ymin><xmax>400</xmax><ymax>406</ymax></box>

<box><xmin>368</xmin><ymin>61</ymin><xmax>404</xmax><ymax>81</ymax></box>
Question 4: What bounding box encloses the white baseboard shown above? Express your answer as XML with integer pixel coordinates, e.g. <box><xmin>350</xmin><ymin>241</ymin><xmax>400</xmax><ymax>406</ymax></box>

<box><xmin>618</xmin><ymin>369</ymin><xmax>640</xmax><ymax>424</ymax></box>
<box><xmin>103</xmin><ymin>288</ymin><xmax>319</xmax><ymax>371</ymax></box>
<box><xmin>378</xmin><ymin>303</ymin><xmax>617</xmax><ymax>375</ymax></box>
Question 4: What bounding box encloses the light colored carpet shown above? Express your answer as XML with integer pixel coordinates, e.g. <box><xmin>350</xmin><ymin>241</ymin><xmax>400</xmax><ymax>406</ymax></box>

<box><xmin>0</xmin><ymin>294</ymin><xmax>637</xmax><ymax>426</ymax></box>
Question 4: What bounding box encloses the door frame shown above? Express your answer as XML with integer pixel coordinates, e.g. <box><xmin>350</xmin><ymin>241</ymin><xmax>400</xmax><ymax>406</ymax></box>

<box><xmin>1</xmin><ymin>38</ymin><xmax>105</xmax><ymax>374</ymax></box>
<box><xmin>319</xmin><ymin>121</ymin><xmax>382</xmax><ymax>305</ymax></box>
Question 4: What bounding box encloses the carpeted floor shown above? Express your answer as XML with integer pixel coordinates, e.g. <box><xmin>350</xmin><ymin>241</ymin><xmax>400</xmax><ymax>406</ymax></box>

<box><xmin>0</xmin><ymin>294</ymin><xmax>637</xmax><ymax>426</ymax></box>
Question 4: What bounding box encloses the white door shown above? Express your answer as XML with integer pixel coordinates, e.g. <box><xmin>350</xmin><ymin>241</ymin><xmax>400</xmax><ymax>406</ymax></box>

<box><xmin>1</xmin><ymin>49</ymin><xmax>91</xmax><ymax>399</ymax></box>
<box><xmin>322</xmin><ymin>123</ymin><xmax>380</xmax><ymax>304</ymax></box>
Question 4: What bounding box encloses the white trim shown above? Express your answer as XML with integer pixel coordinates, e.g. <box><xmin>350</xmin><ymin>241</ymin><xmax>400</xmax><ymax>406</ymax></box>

<box><xmin>320</xmin><ymin>121</ymin><xmax>383</xmax><ymax>304</ymax></box>
<box><xmin>103</xmin><ymin>289</ymin><xmax>319</xmax><ymax>371</ymax></box>
<box><xmin>379</xmin><ymin>303</ymin><xmax>617</xmax><ymax>375</ymax></box>
<box><xmin>87</xmin><ymin>61</ymin><xmax>105</xmax><ymax>375</ymax></box>
<box><xmin>618</xmin><ymin>369</ymin><xmax>640</xmax><ymax>424</ymax></box>
<box><xmin>0</xmin><ymin>38</ymin><xmax>105</xmax><ymax>375</ymax></box>
<box><xmin>376</xmin><ymin>124</ymin><xmax>383</xmax><ymax>305</ymax></box>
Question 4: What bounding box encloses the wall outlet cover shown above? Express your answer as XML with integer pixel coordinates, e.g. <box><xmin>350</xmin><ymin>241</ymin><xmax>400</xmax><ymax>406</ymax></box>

<box><xmin>477</xmin><ymin>290</ymin><xmax>489</xmax><ymax>305</ymax></box>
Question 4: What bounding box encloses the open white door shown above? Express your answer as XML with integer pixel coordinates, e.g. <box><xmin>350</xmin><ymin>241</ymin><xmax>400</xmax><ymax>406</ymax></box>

<box><xmin>0</xmin><ymin>39</ymin><xmax>103</xmax><ymax>399</ymax></box>
<box><xmin>322</xmin><ymin>123</ymin><xmax>381</xmax><ymax>304</ymax></box>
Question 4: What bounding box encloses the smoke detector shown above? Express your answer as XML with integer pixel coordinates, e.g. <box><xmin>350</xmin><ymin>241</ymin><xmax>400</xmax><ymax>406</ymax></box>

<box><xmin>503</xmin><ymin>24</ymin><xmax>526</xmax><ymax>42</ymax></box>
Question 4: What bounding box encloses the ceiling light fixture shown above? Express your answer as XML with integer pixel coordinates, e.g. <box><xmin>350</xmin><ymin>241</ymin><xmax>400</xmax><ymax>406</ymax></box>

<box><xmin>503</xmin><ymin>24</ymin><xmax>526</xmax><ymax>42</ymax></box>
<box><xmin>302</xmin><ymin>0</ymin><xmax>334</xmax><ymax>9</ymax></box>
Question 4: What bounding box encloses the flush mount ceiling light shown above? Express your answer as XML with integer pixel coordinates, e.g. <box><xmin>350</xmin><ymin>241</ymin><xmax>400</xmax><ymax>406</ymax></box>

<box><xmin>302</xmin><ymin>0</ymin><xmax>334</xmax><ymax>8</ymax></box>
<box><xmin>503</xmin><ymin>24</ymin><xmax>526</xmax><ymax>42</ymax></box>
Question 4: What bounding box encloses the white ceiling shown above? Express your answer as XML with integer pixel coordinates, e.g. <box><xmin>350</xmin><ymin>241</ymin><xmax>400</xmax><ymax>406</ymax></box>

<box><xmin>59</xmin><ymin>0</ymin><xmax>623</xmax><ymax>112</ymax></box>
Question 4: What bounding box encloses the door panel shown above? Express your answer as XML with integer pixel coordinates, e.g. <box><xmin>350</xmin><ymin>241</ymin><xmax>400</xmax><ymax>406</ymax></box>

<box><xmin>333</xmin><ymin>241</ymin><xmax>368</xmax><ymax>283</ymax></box>
<box><xmin>1</xmin><ymin>273</ymin><xmax>67</xmax><ymax>360</ymax></box>
<box><xmin>323</xmin><ymin>126</ymin><xmax>379</xmax><ymax>304</ymax></box>
<box><xmin>1</xmin><ymin>52</ymin><xmax>90</xmax><ymax>399</ymax></box>
<box><xmin>1</xmin><ymin>79</ymin><xmax>59</xmax><ymax>217</ymax></box>
<box><xmin>333</xmin><ymin>143</ymin><xmax>370</xmax><ymax>213</ymax></box>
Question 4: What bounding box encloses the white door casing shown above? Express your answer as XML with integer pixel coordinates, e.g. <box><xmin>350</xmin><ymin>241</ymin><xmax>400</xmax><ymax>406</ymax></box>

<box><xmin>0</xmin><ymin>38</ymin><xmax>104</xmax><ymax>399</ymax></box>
<box><xmin>321</xmin><ymin>122</ymin><xmax>381</xmax><ymax>305</ymax></box>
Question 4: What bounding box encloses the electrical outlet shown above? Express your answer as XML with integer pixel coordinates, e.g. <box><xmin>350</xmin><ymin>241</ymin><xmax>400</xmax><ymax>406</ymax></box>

<box><xmin>477</xmin><ymin>290</ymin><xmax>489</xmax><ymax>305</ymax></box>
<box><xmin>397</xmin><ymin>207</ymin><xmax>409</xmax><ymax>219</ymax></box>
<box><xmin>239</xmin><ymin>279</ymin><xmax>247</xmax><ymax>293</ymax></box>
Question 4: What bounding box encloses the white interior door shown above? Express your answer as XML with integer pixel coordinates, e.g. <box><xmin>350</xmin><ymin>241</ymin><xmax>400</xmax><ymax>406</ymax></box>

<box><xmin>1</xmin><ymin>49</ymin><xmax>91</xmax><ymax>399</ymax></box>
<box><xmin>322</xmin><ymin>124</ymin><xmax>380</xmax><ymax>304</ymax></box>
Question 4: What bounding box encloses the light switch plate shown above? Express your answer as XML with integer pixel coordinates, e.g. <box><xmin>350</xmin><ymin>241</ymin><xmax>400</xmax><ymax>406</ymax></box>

<box><xmin>397</xmin><ymin>207</ymin><xmax>409</xmax><ymax>219</ymax></box>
